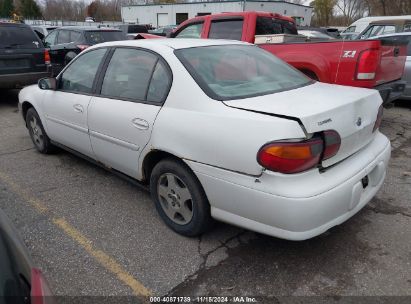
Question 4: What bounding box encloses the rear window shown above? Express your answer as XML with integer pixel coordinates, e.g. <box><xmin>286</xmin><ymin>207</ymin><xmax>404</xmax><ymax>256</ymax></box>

<box><xmin>0</xmin><ymin>26</ymin><xmax>40</xmax><ymax>49</ymax></box>
<box><xmin>175</xmin><ymin>45</ymin><xmax>311</xmax><ymax>101</ymax></box>
<box><xmin>85</xmin><ymin>31</ymin><xmax>126</xmax><ymax>44</ymax></box>
<box><xmin>209</xmin><ymin>19</ymin><xmax>243</xmax><ymax>40</ymax></box>
<box><xmin>256</xmin><ymin>17</ymin><xmax>297</xmax><ymax>35</ymax></box>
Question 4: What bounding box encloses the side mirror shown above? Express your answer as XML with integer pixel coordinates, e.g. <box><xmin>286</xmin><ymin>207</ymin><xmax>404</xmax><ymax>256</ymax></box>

<box><xmin>38</xmin><ymin>77</ymin><xmax>57</xmax><ymax>90</ymax></box>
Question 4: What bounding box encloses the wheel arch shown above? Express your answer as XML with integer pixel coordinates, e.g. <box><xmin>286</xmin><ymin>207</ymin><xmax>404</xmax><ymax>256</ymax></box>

<box><xmin>141</xmin><ymin>149</ymin><xmax>190</xmax><ymax>184</ymax></box>
<box><xmin>21</xmin><ymin>101</ymin><xmax>35</xmax><ymax>125</ymax></box>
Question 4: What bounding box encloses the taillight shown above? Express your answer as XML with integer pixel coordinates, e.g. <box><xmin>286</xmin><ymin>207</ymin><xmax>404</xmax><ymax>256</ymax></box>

<box><xmin>373</xmin><ymin>104</ymin><xmax>383</xmax><ymax>132</ymax></box>
<box><xmin>44</xmin><ymin>50</ymin><xmax>50</xmax><ymax>65</ymax></box>
<box><xmin>257</xmin><ymin>138</ymin><xmax>323</xmax><ymax>174</ymax></box>
<box><xmin>323</xmin><ymin>130</ymin><xmax>341</xmax><ymax>160</ymax></box>
<box><xmin>76</xmin><ymin>44</ymin><xmax>90</xmax><ymax>51</ymax></box>
<box><xmin>356</xmin><ymin>49</ymin><xmax>380</xmax><ymax>80</ymax></box>
<box><xmin>31</xmin><ymin>268</ymin><xmax>53</xmax><ymax>304</ymax></box>
<box><xmin>257</xmin><ymin>130</ymin><xmax>342</xmax><ymax>174</ymax></box>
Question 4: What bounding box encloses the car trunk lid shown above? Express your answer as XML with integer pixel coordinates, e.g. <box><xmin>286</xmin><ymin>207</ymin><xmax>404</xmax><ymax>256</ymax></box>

<box><xmin>223</xmin><ymin>82</ymin><xmax>382</xmax><ymax>168</ymax></box>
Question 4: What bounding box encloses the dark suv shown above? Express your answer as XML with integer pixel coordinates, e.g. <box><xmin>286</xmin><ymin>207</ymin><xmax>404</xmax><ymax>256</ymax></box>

<box><xmin>43</xmin><ymin>26</ymin><xmax>126</xmax><ymax>75</ymax></box>
<box><xmin>0</xmin><ymin>22</ymin><xmax>51</xmax><ymax>89</ymax></box>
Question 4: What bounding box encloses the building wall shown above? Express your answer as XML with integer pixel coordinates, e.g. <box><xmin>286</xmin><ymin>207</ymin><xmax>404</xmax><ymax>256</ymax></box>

<box><xmin>121</xmin><ymin>2</ymin><xmax>243</xmax><ymax>27</ymax></box>
<box><xmin>121</xmin><ymin>1</ymin><xmax>312</xmax><ymax>27</ymax></box>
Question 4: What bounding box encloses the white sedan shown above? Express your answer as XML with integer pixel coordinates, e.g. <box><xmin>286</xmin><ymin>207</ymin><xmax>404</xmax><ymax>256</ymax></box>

<box><xmin>18</xmin><ymin>39</ymin><xmax>390</xmax><ymax>240</ymax></box>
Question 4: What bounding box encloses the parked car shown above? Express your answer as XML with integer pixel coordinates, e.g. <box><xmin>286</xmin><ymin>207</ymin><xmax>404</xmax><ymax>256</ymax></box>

<box><xmin>43</xmin><ymin>26</ymin><xmax>126</xmax><ymax>75</ymax></box>
<box><xmin>0</xmin><ymin>208</ymin><xmax>53</xmax><ymax>303</ymax></box>
<box><xmin>168</xmin><ymin>11</ymin><xmax>407</xmax><ymax>104</ymax></box>
<box><xmin>127</xmin><ymin>33</ymin><xmax>164</xmax><ymax>40</ymax></box>
<box><xmin>19</xmin><ymin>39</ymin><xmax>390</xmax><ymax>241</ymax></box>
<box><xmin>298</xmin><ymin>29</ymin><xmax>334</xmax><ymax>40</ymax></box>
<box><xmin>0</xmin><ymin>22</ymin><xmax>51</xmax><ymax>89</ymax></box>
<box><xmin>298</xmin><ymin>26</ymin><xmax>340</xmax><ymax>39</ymax></box>
<box><xmin>149</xmin><ymin>25</ymin><xmax>177</xmax><ymax>37</ymax></box>
<box><xmin>358</xmin><ymin>18</ymin><xmax>411</xmax><ymax>39</ymax></box>
<box><xmin>341</xmin><ymin>15</ymin><xmax>411</xmax><ymax>40</ymax></box>
<box><xmin>372</xmin><ymin>33</ymin><xmax>411</xmax><ymax>100</ymax></box>
<box><xmin>115</xmin><ymin>24</ymin><xmax>151</xmax><ymax>35</ymax></box>
<box><xmin>31</xmin><ymin>25</ymin><xmax>58</xmax><ymax>40</ymax></box>
<box><xmin>85</xmin><ymin>17</ymin><xmax>95</xmax><ymax>23</ymax></box>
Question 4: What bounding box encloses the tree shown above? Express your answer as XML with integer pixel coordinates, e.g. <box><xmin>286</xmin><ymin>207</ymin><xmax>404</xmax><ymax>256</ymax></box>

<box><xmin>310</xmin><ymin>0</ymin><xmax>336</xmax><ymax>26</ymax></box>
<box><xmin>335</xmin><ymin>0</ymin><xmax>366</xmax><ymax>25</ymax></box>
<box><xmin>19</xmin><ymin>0</ymin><xmax>42</xmax><ymax>18</ymax></box>
<box><xmin>0</xmin><ymin>0</ymin><xmax>15</xmax><ymax>18</ymax></box>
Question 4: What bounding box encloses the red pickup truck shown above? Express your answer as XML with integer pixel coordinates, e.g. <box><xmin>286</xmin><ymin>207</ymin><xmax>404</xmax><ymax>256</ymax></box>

<box><xmin>169</xmin><ymin>11</ymin><xmax>407</xmax><ymax>103</ymax></box>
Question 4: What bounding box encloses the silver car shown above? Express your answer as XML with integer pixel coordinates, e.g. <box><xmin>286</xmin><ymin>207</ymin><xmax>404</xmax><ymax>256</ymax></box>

<box><xmin>371</xmin><ymin>32</ymin><xmax>411</xmax><ymax>100</ymax></box>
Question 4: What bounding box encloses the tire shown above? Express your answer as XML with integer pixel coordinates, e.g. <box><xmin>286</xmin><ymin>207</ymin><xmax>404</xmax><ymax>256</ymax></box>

<box><xmin>150</xmin><ymin>158</ymin><xmax>213</xmax><ymax>236</ymax></box>
<box><xmin>26</xmin><ymin>108</ymin><xmax>56</xmax><ymax>154</ymax></box>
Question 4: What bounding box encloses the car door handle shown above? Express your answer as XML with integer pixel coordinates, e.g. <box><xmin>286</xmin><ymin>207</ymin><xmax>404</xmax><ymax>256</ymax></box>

<box><xmin>73</xmin><ymin>104</ymin><xmax>83</xmax><ymax>113</ymax></box>
<box><xmin>132</xmin><ymin>118</ymin><xmax>149</xmax><ymax>130</ymax></box>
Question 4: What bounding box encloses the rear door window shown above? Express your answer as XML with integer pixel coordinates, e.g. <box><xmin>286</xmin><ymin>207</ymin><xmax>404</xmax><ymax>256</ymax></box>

<box><xmin>255</xmin><ymin>17</ymin><xmax>297</xmax><ymax>35</ymax></box>
<box><xmin>57</xmin><ymin>30</ymin><xmax>70</xmax><ymax>44</ymax></box>
<box><xmin>381</xmin><ymin>25</ymin><xmax>395</xmax><ymax>35</ymax></box>
<box><xmin>175</xmin><ymin>23</ymin><xmax>203</xmax><ymax>38</ymax></box>
<box><xmin>85</xmin><ymin>31</ymin><xmax>126</xmax><ymax>44</ymax></box>
<box><xmin>100</xmin><ymin>48</ymin><xmax>158</xmax><ymax>101</ymax></box>
<box><xmin>147</xmin><ymin>60</ymin><xmax>172</xmax><ymax>103</ymax></box>
<box><xmin>209</xmin><ymin>19</ymin><xmax>243</xmax><ymax>40</ymax></box>
<box><xmin>0</xmin><ymin>26</ymin><xmax>40</xmax><ymax>49</ymax></box>
<box><xmin>70</xmin><ymin>31</ymin><xmax>82</xmax><ymax>42</ymax></box>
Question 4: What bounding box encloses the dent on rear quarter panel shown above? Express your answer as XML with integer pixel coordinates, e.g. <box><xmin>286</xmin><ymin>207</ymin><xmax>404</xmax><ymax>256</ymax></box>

<box><xmin>147</xmin><ymin>67</ymin><xmax>306</xmax><ymax>176</ymax></box>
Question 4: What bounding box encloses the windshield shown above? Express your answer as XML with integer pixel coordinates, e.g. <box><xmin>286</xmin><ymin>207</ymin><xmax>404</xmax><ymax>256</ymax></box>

<box><xmin>85</xmin><ymin>31</ymin><xmax>126</xmax><ymax>44</ymax></box>
<box><xmin>175</xmin><ymin>45</ymin><xmax>312</xmax><ymax>101</ymax></box>
<box><xmin>0</xmin><ymin>26</ymin><xmax>40</xmax><ymax>49</ymax></box>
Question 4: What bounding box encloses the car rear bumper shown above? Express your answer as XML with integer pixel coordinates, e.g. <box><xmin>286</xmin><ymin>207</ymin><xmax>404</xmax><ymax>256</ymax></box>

<box><xmin>0</xmin><ymin>70</ymin><xmax>51</xmax><ymax>89</ymax></box>
<box><xmin>375</xmin><ymin>80</ymin><xmax>407</xmax><ymax>104</ymax></box>
<box><xmin>186</xmin><ymin>132</ymin><xmax>391</xmax><ymax>240</ymax></box>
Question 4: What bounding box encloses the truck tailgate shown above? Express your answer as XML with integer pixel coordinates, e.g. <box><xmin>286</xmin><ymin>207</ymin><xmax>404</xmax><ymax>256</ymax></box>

<box><xmin>374</xmin><ymin>37</ymin><xmax>408</xmax><ymax>85</ymax></box>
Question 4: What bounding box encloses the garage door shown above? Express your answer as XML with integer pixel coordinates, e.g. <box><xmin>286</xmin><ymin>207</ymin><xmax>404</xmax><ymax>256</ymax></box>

<box><xmin>157</xmin><ymin>13</ymin><xmax>168</xmax><ymax>27</ymax></box>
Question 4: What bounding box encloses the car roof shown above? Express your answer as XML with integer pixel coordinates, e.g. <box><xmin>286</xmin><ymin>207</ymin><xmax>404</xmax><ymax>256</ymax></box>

<box><xmin>92</xmin><ymin>38</ymin><xmax>249</xmax><ymax>50</ymax></box>
<box><xmin>58</xmin><ymin>26</ymin><xmax>122</xmax><ymax>32</ymax></box>
<box><xmin>369</xmin><ymin>19</ymin><xmax>411</xmax><ymax>25</ymax></box>
<box><xmin>371</xmin><ymin>32</ymin><xmax>411</xmax><ymax>38</ymax></box>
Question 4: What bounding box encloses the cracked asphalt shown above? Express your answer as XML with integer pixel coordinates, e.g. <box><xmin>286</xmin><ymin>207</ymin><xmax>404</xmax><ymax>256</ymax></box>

<box><xmin>0</xmin><ymin>89</ymin><xmax>410</xmax><ymax>302</ymax></box>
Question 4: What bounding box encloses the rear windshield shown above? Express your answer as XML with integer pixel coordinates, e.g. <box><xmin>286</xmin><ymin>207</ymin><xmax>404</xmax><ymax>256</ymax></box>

<box><xmin>85</xmin><ymin>31</ymin><xmax>126</xmax><ymax>44</ymax></box>
<box><xmin>256</xmin><ymin>17</ymin><xmax>298</xmax><ymax>35</ymax></box>
<box><xmin>175</xmin><ymin>45</ymin><xmax>311</xmax><ymax>101</ymax></box>
<box><xmin>0</xmin><ymin>26</ymin><xmax>40</xmax><ymax>49</ymax></box>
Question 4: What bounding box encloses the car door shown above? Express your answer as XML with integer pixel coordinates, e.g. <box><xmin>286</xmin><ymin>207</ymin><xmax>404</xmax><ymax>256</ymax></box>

<box><xmin>43</xmin><ymin>47</ymin><xmax>108</xmax><ymax>158</ymax></box>
<box><xmin>88</xmin><ymin>47</ymin><xmax>172</xmax><ymax>178</ymax></box>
